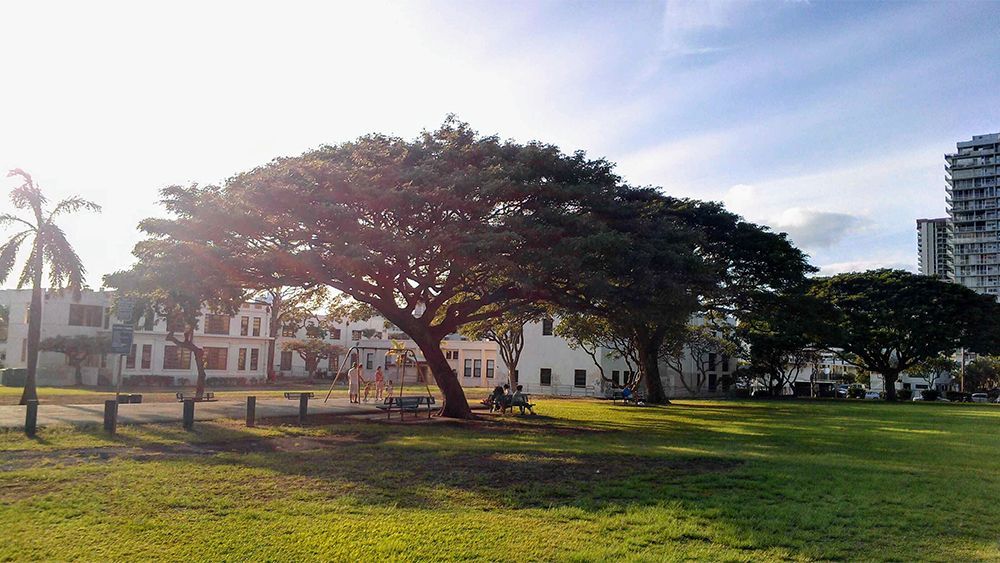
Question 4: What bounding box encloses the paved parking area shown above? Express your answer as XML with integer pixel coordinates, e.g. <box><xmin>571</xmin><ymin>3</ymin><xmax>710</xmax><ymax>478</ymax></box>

<box><xmin>0</xmin><ymin>397</ymin><xmax>378</xmax><ymax>429</ymax></box>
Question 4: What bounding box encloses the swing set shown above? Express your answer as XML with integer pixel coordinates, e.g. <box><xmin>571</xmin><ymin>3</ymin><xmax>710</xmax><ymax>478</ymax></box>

<box><xmin>323</xmin><ymin>344</ymin><xmax>435</xmax><ymax>417</ymax></box>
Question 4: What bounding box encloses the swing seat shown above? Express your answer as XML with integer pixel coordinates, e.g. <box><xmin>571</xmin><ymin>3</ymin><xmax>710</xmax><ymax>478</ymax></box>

<box><xmin>376</xmin><ymin>396</ymin><xmax>436</xmax><ymax>418</ymax></box>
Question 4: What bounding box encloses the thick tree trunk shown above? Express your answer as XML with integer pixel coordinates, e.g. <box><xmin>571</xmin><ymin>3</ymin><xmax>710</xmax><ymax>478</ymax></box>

<box><xmin>883</xmin><ymin>370</ymin><xmax>899</xmax><ymax>401</ymax></box>
<box><xmin>19</xmin><ymin>249</ymin><xmax>43</xmax><ymax>405</ymax></box>
<box><xmin>409</xmin><ymin>330</ymin><xmax>472</xmax><ymax>418</ymax></box>
<box><xmin>637</xmin><ymin>339</ymin><xmax>669</xmax><ymax>404</ymax></box>
<box><xmin>193</xmin><ymin>348</ymin><xmax>207</xmax><ymax>399</ymax></box>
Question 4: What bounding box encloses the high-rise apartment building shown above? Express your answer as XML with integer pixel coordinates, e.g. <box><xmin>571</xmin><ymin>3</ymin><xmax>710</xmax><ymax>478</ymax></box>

<box><xmin>946</xmin><ymin>132</ymin><xmax>1000</xmax><ymax>295</ymax></box>
<box><xmin>916</xmin><ymin>217</ymin><xmax>952</xmax><ymax>279</ymax></box>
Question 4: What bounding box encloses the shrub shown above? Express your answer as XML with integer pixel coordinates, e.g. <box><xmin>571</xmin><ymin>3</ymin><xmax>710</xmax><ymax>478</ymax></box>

<box><xmin>897</xmin><ymin>389</ymin><xmax>912</xmax><ymax>401</ymax></box>
<box><xmin>921</xmin><ymin>389</ymin><xmax>940</xmax><ymax>401</ymax></box>
<box><xmin>945</xmin><ymin>391</ymin><xmax>971</xmax><ymax>402</ymax></box>
<box><xmin>848</xmin><ymin>386</ymin><xmax>866</xmax><ymax>399</ymax></box>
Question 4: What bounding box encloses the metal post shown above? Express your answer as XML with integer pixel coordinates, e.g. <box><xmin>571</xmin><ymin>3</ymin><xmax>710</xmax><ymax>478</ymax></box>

<box><xmin>115</xmin><ymin>354</ymin><xmax>124</xmax><ymax>402</ymax></box>
<box><xmin>183</xmin><ymin>399</ymin><xmax>195</xmax><ymax>430</ymax></box>
<box><xmin>25</xmin><ymin>399</ymin><xmax>38</xmax><ymax>437</ymax></box>
<box><xmin>298</xmin><ymin>393</ymin><xmax>308</xmax><ymax>425</ymax></box>
<box><xmin>246</xmin><ymin>396</ymin><xmax>256</xmax><ymax>427</ymax></box>
<box><xmin>103</xmin><ymin>400</ymin><xmax>118</xmax><ymax>435</ymax></box>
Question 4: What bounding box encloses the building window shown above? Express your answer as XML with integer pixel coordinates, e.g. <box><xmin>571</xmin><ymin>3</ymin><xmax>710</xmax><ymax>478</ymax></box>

<box><xmin>366</xmin><ymin>353</ymin><xmax>374</xmax><ymax>370</ymax></box>
<box><xmin>205</xmin><ymin>314</ymin><xmax>231</xmax><ymax>335</ymax></box>
<box><xmin>542</xmin><ymin>318</ymin><xmax>554</xmax><ymax>336</ymax></box>
<box><xmin>540</xmin><ymin>368</ymin><xmax>552</xmax><ymax>386</ymax></box>
<box><xmin>486</xmin><ymin>360</ymin><xmax>495</xmax><ymax>378</ymax></box>
<box><xmin>574</xmin><ymin>369</ymin><xmax>587</xmax><ymax>387</ymax></box>
<box><xmin>21</xmin><ymin>339</ymin><xmax>27</xmax><ymax>362</ymax></box>
<box><xmin>240</xmin><ymin>317</ymin><xmax>249</xmax><ymax>336</ymax></box>
<box><xmin>612</xmin><ymin>370</ymin><xmax>620</xmax><ymax>387</ymax></box>
<box><xmin>474</xmin><ymin>359</ymin><xmax>482</xmax><ymax>378</ymax></box>
<box><xmin>237</xmin><ymin>348</ymin><xmax>247</xmax><ymax>371</ymax></box>
<box><xmin>708</xmin><ymin>373</ymin><xmax>718</xmax><ymax>391</ymax></box>
<box><xmin>126</xmin><ymin>344</ymin><xmax>137</xmax><ymax>369</ymax></box>
<box><xmin>305</xmin><ymin>323</ymin><xmax>324</xmax><ymax>338</ymax></box>
<box><xmin>329</xmin><ymin>354</ymin><xmax>340</xmax><ymax>372</ymax></box>
<box><xmin>103</xmin><ymin>308</ymin><xmax>111</xmax><ymax>329</ymax></box>
<box><xmin>204</xmin><ymin>347</ymin><xmax>228</xmax><ymax>370</ymax></box>
<box><xmin>282</xmin><ymin>324</ymin><xmax>297</xmax><ymax>337</ymax></box>
<box><xmin>464</xmin><ymin>359</ymin><xmax>473</xmax><ymax>377</ymax></box>
<box><xmin>329</xmin><ymin>328</ymin><xmax>341</xmax><ymax>339</ymax></box>
<box><xmin>252</xmin><ymin>317</ymin><xmax>261</xmax><ymax>337</ymax></box>
<box><xmin>163</xmin><ymin>346</ymin><xmax>192</xmax><ymax>370</ymax></box>
<box><xmin>68</xmin><ymin>304</ymin><xmax>103</xmax><ymax>327</ymax></box>
<box><xmin>708</xmin><ymin>353</ymin><xmax>717</xmax><ymax>372</ymax></box>
<box><xmin>513</xmin><ymin>370</ymin><xmax>518</xmax><ymax>384</ymax></box>
<box><xmin>280</xmin><ymin>350</ymin><xmax>293</xmax><ymax>371</ymax></box>
<box><xmin>250</xmin><ymin>349</ymin><xmax>260</xmax><ymax>371</ymax></box>
<box><xmin>351</xmin><ymin>330</ymin><xmax>363</xmax><ymax>341</ymax></box>
<box><xmin>721</xmin><ymin>355</ymin><xmax>730</xmax><ymax>372</ymax></box>
<box><xmin>143</xmin><ymin>313</ymin><xmax>155</xmax><ymax>331</ymax></box>
<box><xmin>141</xmin><ymin>344</ymin><xmax>152</xmax><ymax>370</ymax></box>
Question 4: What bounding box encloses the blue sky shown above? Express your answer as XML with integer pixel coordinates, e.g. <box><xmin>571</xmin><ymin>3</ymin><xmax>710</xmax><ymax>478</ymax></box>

<box><xmin>0</xmin><ymin>0</ymin><xmax>998</xmax><ymax>286</ymax></box>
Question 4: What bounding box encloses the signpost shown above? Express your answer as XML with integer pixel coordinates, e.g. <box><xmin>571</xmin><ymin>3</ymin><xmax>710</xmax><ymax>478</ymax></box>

<box><xmin>111</xmin><ymin>323</ymin><xmax>134</xmax><ymax>401</ymax></box>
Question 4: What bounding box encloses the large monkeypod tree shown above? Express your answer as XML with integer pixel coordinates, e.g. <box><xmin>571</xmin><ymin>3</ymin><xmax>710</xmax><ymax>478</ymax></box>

<box><xmin>137</xmin><ymin>119</ymin><xmax>620</xmax><ymax>418</ymax></box>
<box><xmin>550</xmin><ymin>187</ymin><xmax>812</xmax><ymax>404</ymax></box>
<box><xmin>810</xmin><ymin>269</ymin><xmax>1000</xmax><ymax>401</ymax></box>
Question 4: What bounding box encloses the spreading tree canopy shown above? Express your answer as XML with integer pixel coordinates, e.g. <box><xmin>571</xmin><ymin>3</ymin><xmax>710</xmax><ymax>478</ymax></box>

<box><xmin>134</xmin><ymin>118</ymin><xmax>620</xmax><ymax>417</ymax></box>
<box><xmin>104</xmin><ymin>238</ymin><xmax>247</xmax><ymax>399</ymax></box>
<box><xmin>809</xmin><ymin>269</ymin><xmax>1000</xmax><ymax>400</ymax></box>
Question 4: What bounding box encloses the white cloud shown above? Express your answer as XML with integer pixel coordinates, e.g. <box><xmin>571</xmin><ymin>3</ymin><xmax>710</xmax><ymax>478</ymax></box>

<box><xmin>660</xmin><ymin>0</ymin><xmax>743</xmax><ymax>56</ymax></box>
<box><xmin>770</xmin><ymin>208</ymin><xmax>870</xmax><ymax>251</ymax></box>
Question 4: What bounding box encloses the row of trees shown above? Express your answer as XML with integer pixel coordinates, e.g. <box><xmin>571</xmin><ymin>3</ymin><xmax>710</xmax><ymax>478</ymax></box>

<box><xmin>6</xmin><ymin>121</ymin><xmax>1000</xmax><ymax>410</ymax></box>
<box><xmin>101</xmin><ymin>118</ymin><xmax>812</xmax><ymax>417</ymax></box>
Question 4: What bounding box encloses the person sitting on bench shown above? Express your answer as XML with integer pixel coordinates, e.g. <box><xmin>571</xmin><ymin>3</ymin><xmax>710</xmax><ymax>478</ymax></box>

<box><xmin>511</xmin><ymin>385</ymin><xmax>535</xmax><ymax>415</ymax></box>
<box><xmin>622</xmin><ymin>386</ymin><xmax>633</xmax><ymax>403</ymax></box>
<box><xmin>489</xmin><ymin>385</ymin><xmax>505</xmax><ymax>413</ymax></box>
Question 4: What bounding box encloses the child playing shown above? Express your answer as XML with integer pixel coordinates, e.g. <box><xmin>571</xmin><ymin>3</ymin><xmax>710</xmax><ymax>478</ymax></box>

<box><xmin>362</xmin><ymin>381</ymin><xmax>373</xmax><ymax>403</ymax></box>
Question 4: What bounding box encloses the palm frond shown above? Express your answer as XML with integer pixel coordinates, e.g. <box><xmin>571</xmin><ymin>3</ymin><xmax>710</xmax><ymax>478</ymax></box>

<box><xmin>16</xmin><ymin>240</ymin><xmax>39</xmax><ymax>290</ymax></box>
<box><xmin>0</xmin><ymin>213</ymin><xmax>37</xmax><ymax>232</ymax></box>
<box><xmin>0</xmin><ymin>230</ymin><xmax>32</xmax><ymax>284</ymax></box>
<box><xmin>40</xmin><ymin>222</ymin><xmax>86</xmax><ymax>297</ymax></box>
<box><xmin>49</xmin><ymin>196</ymin><xmax>102</xmax><ymax>219</ymax></box>
<box><xmin>7</xmin><ymin>169</ymin><xmax>46</xmax><ymax>215</ymax></box>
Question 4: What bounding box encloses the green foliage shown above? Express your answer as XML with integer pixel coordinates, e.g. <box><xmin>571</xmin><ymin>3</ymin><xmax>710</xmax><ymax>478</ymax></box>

<box><xmin>39</xmin><ymin>335</ymin><xmax>111</xmax><ymax>385</ymax></box>
<box><xmin>964</xmin><ymin>356</ymin><xmax>1000</xmax><ymax>391</ymax></box>
<box><xmin>281</xmin><ymin>339</ymin><xmax>345</xmax><ymax>376</ymax></box>
<box><xmin>809</xmin><ymin>269</ymin><xmax>1000</xmax><ymax>400</ymax></box>
<box><xmin>909</xmin><ymin>355</ymin><xmax>959</xmax><ymax>390</ymax></box>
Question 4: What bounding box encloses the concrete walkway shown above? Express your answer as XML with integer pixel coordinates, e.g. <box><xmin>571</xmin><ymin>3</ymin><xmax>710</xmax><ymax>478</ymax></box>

<box><xmin>0</xmin><ymin>398</ymin><xmax>380</xmax><ymax>429</ymax></box>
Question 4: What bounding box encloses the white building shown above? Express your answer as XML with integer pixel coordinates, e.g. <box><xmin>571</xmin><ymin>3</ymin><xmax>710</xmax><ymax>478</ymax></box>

<box><xmin>917</xmin><ymin>217</ymin><xmax>952</xmax><ymax>279</ymax></box>
<box><xmin>947</xmin><ymin>132</ymin><xmax>1000</xmax><ymax>295</ymax></box>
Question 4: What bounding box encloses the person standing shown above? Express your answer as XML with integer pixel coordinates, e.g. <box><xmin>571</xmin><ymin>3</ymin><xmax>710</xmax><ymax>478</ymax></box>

<box><xmin>374</xmin><ymin>365</ymin><xmax>385</xmax><ymax>400</ymax></box>
<box><xmin>349</xmin><ymin>363</ymin><xmax>365</xmax><ymax>404</ymax></box>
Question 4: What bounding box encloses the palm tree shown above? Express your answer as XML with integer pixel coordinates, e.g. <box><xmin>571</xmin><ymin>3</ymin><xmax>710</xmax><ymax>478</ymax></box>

<box><xmin>0</xmin><ymin>169</ymin><xmax>101</xmax><ymax>404</ymax></box>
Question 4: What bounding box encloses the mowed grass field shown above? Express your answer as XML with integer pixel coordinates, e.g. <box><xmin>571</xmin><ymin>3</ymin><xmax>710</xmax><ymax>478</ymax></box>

<box><xmin>1</xmin><ymin>399</ymin><xmax>998</xmax><ymax>561</ymax></box>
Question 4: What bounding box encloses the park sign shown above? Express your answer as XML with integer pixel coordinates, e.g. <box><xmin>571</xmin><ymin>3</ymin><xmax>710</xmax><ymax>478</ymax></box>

<box><xmin>115</xmin><ymin>297</ymin><xmax>137</xmax><ymax>322</ymax></box>
<box><xmin>110</xmin><ymin>324</ymin><xmax>134</xmax><ymax>355</ymax></box>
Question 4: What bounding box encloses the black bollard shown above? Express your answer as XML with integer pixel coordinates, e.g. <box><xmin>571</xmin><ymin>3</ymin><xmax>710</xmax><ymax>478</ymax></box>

<box><xmin>298</xmin><ymin>394</ymin><xmax>309</xmax><ymax>425</ymax></box>
<box><xmin>246</xmin><ymin>396</ymin><xmax>256</xmax><ymax>427</ymax></box>
<box><xmin>103</xmin><ymin>400</ymin><xmax>118</xmax><ymax>435</ymax></box>
<box><xmin>183</xmin><ymin>399</ymin><xmax>195</xmax><ymax>430</ymax></box>
<box><xmin>25</xmin><ymin>400</ymin><xmax>38</xmax><ymax>437</ymax></box>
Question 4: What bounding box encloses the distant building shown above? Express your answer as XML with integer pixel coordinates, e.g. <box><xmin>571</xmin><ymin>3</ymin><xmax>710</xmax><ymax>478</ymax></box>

<box><xmin>916</xmin><ymin>217</ymin><xmax>952</xmax><ymax>279</ymax></box>
<box><xmin>946</xmin><ymin>132</ymin><xmax>1000</xmax><ymax>295</ymax></box>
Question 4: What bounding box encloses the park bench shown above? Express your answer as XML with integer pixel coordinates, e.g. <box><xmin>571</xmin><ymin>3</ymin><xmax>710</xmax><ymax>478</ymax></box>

<box><xmin>611</xmin><ymin>390</ymin><xmax>644</xmax><ymax>405</ymax></box>
<box><xmin>175</xmin><ymin>392</ymin><xmax>216</xmax><ymax>402</ymax></box>
<box><xmin>284</xmin><ymin>392</ymin><xmax>315</xmax><ymax>400</ymax></box>
<box><xmin>376</xmin><ymin>395</ymin><xmax>436</xmax><ymax>419</ymax></box>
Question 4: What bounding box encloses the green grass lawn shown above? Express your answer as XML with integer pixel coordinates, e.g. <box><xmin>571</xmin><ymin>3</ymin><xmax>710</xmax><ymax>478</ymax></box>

<box><xmin>1</xmin><ymin>399</ymin><xmax>998</xmax><ymax>561</ymax></box>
